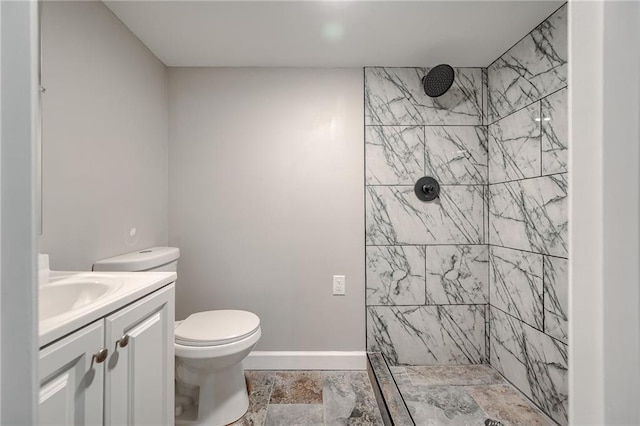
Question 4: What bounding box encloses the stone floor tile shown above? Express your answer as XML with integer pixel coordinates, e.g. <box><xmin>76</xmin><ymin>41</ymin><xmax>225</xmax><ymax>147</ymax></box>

<box><xmin>264</xmin><ymin>404</ymin><xmax>324</xmax><ymax>426</ymax></box>
<box><xmin>388</xmin><ymin>366</ymin><xmax>412</xmax><ymax>387</ymax></box>
<box><xmin>322</xmin><ymin>371</ymin><xmax>384</xmax><ymax>425</ymax></box>
<box><xmin>467</xmin><ymin>384</ymin><xmax>554</xmax><ymax>426</ymax></box>
<box><xmin>400</xmin><ymin>385</ymin><xmax>488</xmax><ymax>425</ymax></box>
<box><xmin>230</xmin><ymin>371</ymin><xmax>276</xmax><ymax>426</ymax></box>
<box><xmin>404</xmin><ymin>364</ymin><xmax>505</xmax><ymax>386</ymax></box>
<box><xmin>246</xmin><ymin>370</ymin><xmax>276</xmax><ymax>393</ymax></box>
<box><xmin>269</xmin><ymin>371</ymin><xmax>323</xmax><ymax>404</ymax></box>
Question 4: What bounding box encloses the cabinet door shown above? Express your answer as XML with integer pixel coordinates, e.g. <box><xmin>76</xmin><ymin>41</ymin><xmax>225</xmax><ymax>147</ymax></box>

<box><xmin>104</xmin><ymin>284</ymin><xmax>175</xmax><ymax>426</ymax></box>
<box><xmin>39</xmin><ymin>320</ymin><xmax>105</xmax><ymax>426</ymax></box>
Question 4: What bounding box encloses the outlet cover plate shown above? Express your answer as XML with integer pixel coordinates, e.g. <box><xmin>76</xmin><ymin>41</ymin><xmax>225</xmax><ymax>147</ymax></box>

<box><xmin>333</xmin><ymin>275</ymin><xmax>346</xmax><ymax>295</ymax></box>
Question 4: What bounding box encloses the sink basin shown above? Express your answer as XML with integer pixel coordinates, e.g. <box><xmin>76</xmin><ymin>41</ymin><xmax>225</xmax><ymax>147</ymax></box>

<box><xmin>38</xmin><ymin>269</ymin><xmax>176</xmax><ymax>347</ymax></box>
<box><xmin>40</xmin><ymin>278</ymin><xmax>121</xmax><ymax>321</ymax></box>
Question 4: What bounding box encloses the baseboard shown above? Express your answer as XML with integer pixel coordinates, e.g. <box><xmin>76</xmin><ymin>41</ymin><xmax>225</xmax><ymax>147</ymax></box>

<box><xmin>243</xmin><ymin>351</ymin><xmax>367</xmax><ymax>370</ymax></box>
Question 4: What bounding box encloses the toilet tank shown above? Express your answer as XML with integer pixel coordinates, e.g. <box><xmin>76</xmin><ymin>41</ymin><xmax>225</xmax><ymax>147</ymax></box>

<box><xmin>92</xmin><ymin>247</ymin><xmax>180</xmax><ymax>272</ymax></box>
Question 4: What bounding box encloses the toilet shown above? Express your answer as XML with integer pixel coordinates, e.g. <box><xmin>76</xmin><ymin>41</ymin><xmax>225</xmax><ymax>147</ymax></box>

<box><xmin>93</xmin><ymin>247</ymin><xmax>261</xmax><ymax>426</ymax></box>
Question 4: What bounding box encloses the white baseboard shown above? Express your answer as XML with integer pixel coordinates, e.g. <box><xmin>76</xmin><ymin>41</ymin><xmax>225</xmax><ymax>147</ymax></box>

<box><xmin>243</xmin><ymin>351</ymin><xmax>367</xmax><ymax>370</ymax></box>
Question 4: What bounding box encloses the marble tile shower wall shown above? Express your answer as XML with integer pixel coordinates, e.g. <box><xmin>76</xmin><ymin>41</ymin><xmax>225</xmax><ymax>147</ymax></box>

<box><xmin>364</xmin><ymin>66</ymin><xmax>490</xmax><ymax>367</ymax></box>
<box><xmin>364</xmin><ymin>4</ymin><xmax>568</xmax><ymax>425</ymax></box>
<box><xmin>487</xmin><ymin>4</ymin><xmax>568</xmax><ymax>425</ymax></box>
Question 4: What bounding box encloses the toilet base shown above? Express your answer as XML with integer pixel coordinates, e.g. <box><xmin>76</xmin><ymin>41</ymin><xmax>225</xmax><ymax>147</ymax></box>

<box><xmin>177</xmin><ymin>362</ymin><xmax>249</xmax><ymax>426</ymax></box>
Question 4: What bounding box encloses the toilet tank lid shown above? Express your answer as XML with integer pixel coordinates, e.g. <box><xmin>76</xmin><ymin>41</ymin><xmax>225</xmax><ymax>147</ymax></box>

<box><xmin>93</xmin><ymin>247</ymin><xmax>180</xmax><ymax>272</ymax></box>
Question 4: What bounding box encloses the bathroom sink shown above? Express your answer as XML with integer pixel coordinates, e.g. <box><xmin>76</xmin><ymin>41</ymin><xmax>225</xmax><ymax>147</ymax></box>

<box><xmin>38</xmin><ymin>269</ymin><xmax>176</xmax><ymax>347</ymax></box>
<box><xmin>39</xmin><ymin>278</ymin><xmax>121</xmax><ymax>321</ymax></box>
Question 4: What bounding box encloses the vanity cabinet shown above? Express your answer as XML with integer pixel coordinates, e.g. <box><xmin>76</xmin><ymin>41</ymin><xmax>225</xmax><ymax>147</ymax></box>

<box><xmin>39</xmin><ymin>320</ymin><xmax>105</xmax><ymax>426</ymax></box>
<box><xmin>38</xmin><ymin>284</ymin><xmax>175</xmax><ymax>425</ymax></box>
<box><xmin>105</xmin><ymin>284</ymin><xmax>174</xmax><ymax>425</ymax></box>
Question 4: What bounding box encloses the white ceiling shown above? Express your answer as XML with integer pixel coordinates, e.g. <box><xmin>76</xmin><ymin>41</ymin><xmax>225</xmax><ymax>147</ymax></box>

<box><xmin>104</xmin><ymin>0</ymin><xmax>564</xmax><ymax>68</ymax></box>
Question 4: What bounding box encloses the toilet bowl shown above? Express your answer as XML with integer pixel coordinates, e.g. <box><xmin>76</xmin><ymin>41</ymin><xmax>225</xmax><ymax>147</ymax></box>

<box><xmin>93</xmin><ymin>247</ymin><xmax>262</xmax><ymax>426</ymax></box>
<box><xmin>174</xmin><ymin>310</ymin><xmax>261</xmax><ymax>425</ymax></box>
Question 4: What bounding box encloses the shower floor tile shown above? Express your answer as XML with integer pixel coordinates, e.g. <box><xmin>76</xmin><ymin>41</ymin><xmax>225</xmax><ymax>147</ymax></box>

<box><xmin>400</xmin><ymin>385</ymin><xmax>488</xmax><ymax>425</ymax></box>
<box><xmin>390</xmin><ymin>365</ymin><xmax>554</xmax><ymax>426</ymax></box>
<box><xmin>401</xmin><ymin>364</ymin><xmax>505</xmax><ymax>387</ymax></box>
<box><xmin>467</xmin><ymin>384</ymin><xmax>554</xmax><ymax>426</ymax></box>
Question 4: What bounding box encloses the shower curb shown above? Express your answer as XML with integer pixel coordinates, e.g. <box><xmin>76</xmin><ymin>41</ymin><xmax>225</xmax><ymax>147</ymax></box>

<box><xmin>367</xmin><ymin>352</ymin><xmax>415</xmax><ymax>426</ymax></box>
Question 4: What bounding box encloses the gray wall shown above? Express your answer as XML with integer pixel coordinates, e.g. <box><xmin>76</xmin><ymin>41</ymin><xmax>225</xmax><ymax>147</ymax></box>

<box><xmin>364</xmin><ymin>67</ymin><xmax>489</xmax><ymax>366</ymax></box>
<box><xmin>168</xmin><ymin>68</ymin><xmax>365</xmax><ymax>351</ymax></box>
<box><xmin>39</xmin><ymin>1</ymin><xmax>168</xmax><ymax>271</ymax></box>
<box><xmin>487</xmin><ymin>4</ymin><xmax>568</xmax><ymax>425</ymax></box>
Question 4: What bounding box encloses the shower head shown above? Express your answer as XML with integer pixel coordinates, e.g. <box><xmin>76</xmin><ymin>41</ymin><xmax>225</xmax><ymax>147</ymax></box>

<box><xmin>422</xmin><ymin>64</ymin><xmax>455</xmax><ymax>97</ymax></box>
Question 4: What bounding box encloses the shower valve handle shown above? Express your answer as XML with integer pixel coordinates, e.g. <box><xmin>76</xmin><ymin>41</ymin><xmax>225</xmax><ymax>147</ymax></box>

<box><xmin>415</xmin><ymin>176</ymin><xmax>440</xmax><ymax>202</ymax></box>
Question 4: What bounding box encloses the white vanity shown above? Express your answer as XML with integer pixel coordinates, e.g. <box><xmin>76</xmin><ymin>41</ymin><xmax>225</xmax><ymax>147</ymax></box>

<box><xmin>38</xmin><ymin>257</ymin><xmax>176</xmax><ymax>425</ymax></box>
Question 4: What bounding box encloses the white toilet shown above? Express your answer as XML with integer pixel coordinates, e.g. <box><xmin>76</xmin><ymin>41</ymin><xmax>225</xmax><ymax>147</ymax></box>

<box><xmin>93</xmin><ymin>247</ymin><xmax>261</xmax><ymax>426</ymax></box>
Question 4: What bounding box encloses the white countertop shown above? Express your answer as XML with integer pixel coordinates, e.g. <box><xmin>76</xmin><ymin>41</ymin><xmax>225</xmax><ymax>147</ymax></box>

<box><xmin>39</xmin><ymin>270</ymin><xmax>176</xmax><ymax>348</ymax></box>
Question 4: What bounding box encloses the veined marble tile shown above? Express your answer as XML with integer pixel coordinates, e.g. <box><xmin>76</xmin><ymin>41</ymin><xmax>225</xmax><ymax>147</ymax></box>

<box><xmin>490</xmin><ymin>307</ymin><xmax>568</xmax><ymax>425</ymax></box>
<box><xmin>490</xmin><ymin>246</ymin><xmax>544</xmax><ymax>329</ymax></box>
<box><xmin>543</xmin><ymin>256</ymin><xmax>568</xmax><ymax>343</ymax></box>
<box><xmin>541</xmin><ymin>88</ymin><xmax>568</xmax><ymax>175</ymax></box>
<box><xmin>482</xmin><ymin>68</ymin><xmax>488</xmax><ymax>126</ymax></box>
<box><xmin>425</xmin><ymin>126</ymin><xmax>488</xmax><ymax>184</ymax></box>
<box><xmin>365</xmin><ymin>126</ymin><xmax>424</xmax><ymax>185</ymax></box>
<box><xmin>485</xmin><ymin>304</ymin><xmax>491</xmax><ymax>362</ymax></box>
<box><xmin>426</xmin><ymin>245</ymin><xmax>488</xmax><ymax>305</ymax></box>
<box><xmin>365</xmin><ymin>67</ymin><xmax>483</xmax><ymax>126</ymax></box>
<box><xmin>484</xmin><ymin>185</ymin><xmax>489</xmax><ymax>245</ymax></box>
<box><xmin>367</xmin><ymin>305</ymin><xmax>486</xmax><ymax>365</ymax></box>
<box><xmin>366</xmin><ymin>185</ymin><xmax>484</xmax><ymax>245</ymax></box>
<box><xmin>489</xmin><ymin>174</ymin><xmax>568</xmax><ymax>257</ymax></box>
<box><xmin>488</xmin><ymin>103</ymin><xmax>541</xmax><ymax>184</ymax></box>
<box><xmin>366</xmin><ymin>246</ymin><xmax>426</xmax><ymax>306</ymax></box>
<box><xmin>488</xmin><ymin>4</ymin><xmax>567</xmax><ymax>122</ymax></box>
<box><xmin>365</xmin><ymin>67</ymin><xmax>424</xmax><ymax>126</ymax></box>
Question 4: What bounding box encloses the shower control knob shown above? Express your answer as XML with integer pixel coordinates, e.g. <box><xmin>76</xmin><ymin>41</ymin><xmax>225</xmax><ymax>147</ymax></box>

<box><xmin>415</xmin><ymin>176</ymin><xmax>441</xmax><ymax>202</ymax></box>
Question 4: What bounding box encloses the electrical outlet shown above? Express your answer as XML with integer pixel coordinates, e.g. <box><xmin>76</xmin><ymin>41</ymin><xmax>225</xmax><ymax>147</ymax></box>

<box><xmin>333</xmin><ymin>275</ymin><xmax>346</xmax><ymax>295</ymax></box>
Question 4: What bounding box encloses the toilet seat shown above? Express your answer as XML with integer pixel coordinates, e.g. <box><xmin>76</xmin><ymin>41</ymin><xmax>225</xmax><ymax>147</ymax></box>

<box><xmin>175</xmin><ymin>310</ymin><xmax>260</xmax><ymax>347</ymax></box>
<box><xmin>175</xmin><ymin>327</ymin><xmax>261</xmax><ymax>359</ymax></box>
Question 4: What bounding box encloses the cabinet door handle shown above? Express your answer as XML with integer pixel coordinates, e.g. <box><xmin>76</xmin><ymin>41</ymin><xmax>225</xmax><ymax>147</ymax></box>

<box><xmin>116</xmin><ymin>334</ymin><xmax>130</xmax><ymax>348</ymax></box>
<box><xmin>93</xmin><ymin>348</ymin><xmax>108</xmax><ymax>364</ymax></box>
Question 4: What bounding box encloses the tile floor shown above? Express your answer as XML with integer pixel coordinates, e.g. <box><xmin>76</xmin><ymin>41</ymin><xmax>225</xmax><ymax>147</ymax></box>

<box><xmin>230</xmin><ymin>370</ymin><xmax>384</xmax><ymax>426</ymax></box>
<box><xmin>390</xmin><ymin>365</ymin><xmax>555</xmax><ymax>426</ymax></box>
